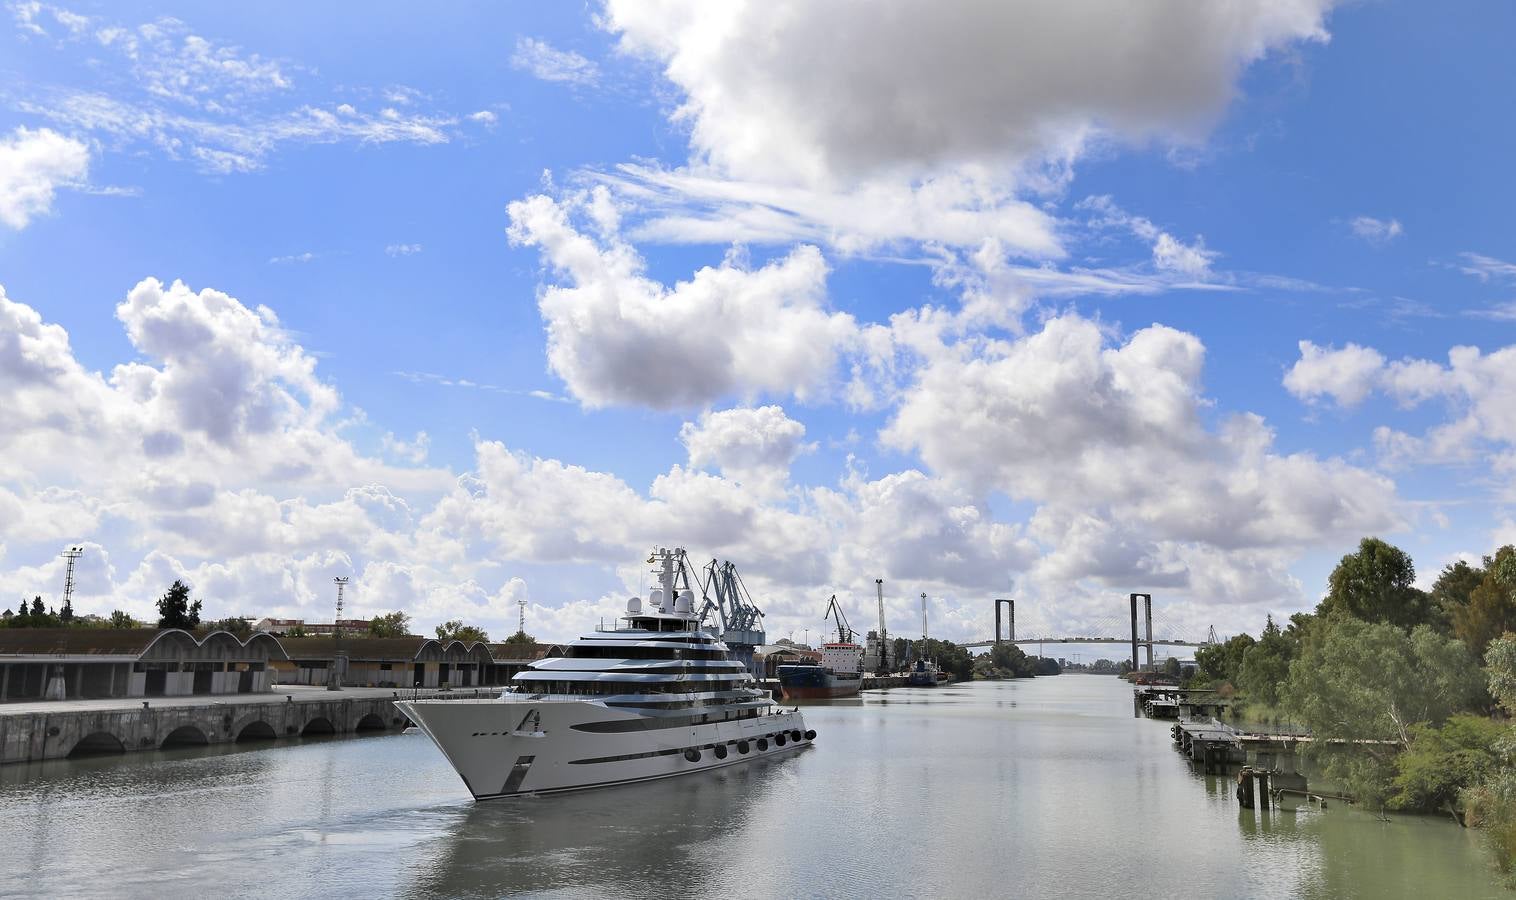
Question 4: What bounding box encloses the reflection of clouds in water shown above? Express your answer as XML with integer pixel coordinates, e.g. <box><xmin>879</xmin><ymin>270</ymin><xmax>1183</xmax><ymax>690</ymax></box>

<box><xmin>403</xmin><ymin>757</ymin><xmax>795</xmax><ymax>898</ymax></box>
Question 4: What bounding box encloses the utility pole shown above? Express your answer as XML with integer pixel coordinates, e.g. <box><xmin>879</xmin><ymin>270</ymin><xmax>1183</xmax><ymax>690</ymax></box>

<box><xmin>329</xmin><ymin>577</ymin><xmax>348</xmax><ymax>691</ymax></box>
<box><xmin>59</xmin><ymin>546</ymin><xmax>83</xmax><ymax>620</ymax></box>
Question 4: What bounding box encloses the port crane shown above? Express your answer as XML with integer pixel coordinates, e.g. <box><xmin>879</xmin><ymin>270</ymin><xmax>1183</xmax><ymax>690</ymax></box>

<box><xmin>823</xmin><ymin>594</ymin><xmax>856</xmax><ymax>644</ymax></box>
<box><xmin>696</xmin><ymin>559</ymin><xmax>766</xmax><ymax>676</ymax></box>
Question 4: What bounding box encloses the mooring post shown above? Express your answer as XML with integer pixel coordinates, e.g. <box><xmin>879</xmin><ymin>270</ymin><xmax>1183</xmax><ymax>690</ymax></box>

<box><xmin>1237</xmin><ymin>768</ymin><xmax>1256</xmax><ymax>809</ymax></box>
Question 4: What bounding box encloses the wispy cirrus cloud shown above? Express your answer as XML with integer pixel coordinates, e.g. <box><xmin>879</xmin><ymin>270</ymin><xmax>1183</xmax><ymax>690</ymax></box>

<box><xmin>1456</xmin><ymin>251</ymin><xmax>1516</xmax><ymax>283</ymax></box>
<box><xmin>394</xmin><ymin>370</ymin><xmax>571</xmax><ymax>403</ymax></box>
<box><xmin>7</xmin><ymin>4</ymin><xmax>493</xmax><ymax>174</ymax></box>
<box><xmin>510</xmin><ymin>37</ymin><xmax>599</xmax><ymax>86</ymax></box>
<box><xmin>1348</xmin><ymin>215</ymin><xmax>1403</xmax><ymax>245</ymax></box>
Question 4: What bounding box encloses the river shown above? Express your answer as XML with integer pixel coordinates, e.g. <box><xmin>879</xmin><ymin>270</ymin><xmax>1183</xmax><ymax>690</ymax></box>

<box><xmin>0</xmin><ymin>675</ymin><xmax>1503</xmax><ymax>898</ymax></box>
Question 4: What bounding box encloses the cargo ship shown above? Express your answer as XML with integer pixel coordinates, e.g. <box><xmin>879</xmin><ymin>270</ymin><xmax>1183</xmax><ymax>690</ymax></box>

<box><xmin>778</xmin><ymin>596</ymin><xmax>864</xmax><ymax>700</ymax></box>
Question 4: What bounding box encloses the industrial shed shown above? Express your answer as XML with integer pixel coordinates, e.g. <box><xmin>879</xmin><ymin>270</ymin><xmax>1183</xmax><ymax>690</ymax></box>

<box><xmin>271</xmin><ymin>637</ymin><xmax>563</xmax><ymax>688</ymax></box>
<box><xmin>0</xmin><ymin>629</ymin><xmax>286</xmax><ymax>701</ymax></box>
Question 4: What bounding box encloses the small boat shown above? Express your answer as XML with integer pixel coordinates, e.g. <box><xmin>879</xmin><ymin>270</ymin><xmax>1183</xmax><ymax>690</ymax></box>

<box><xmin>906</xmin><ymin>657</ymin><xmax>939</xmax><ymax>687</ymax></box>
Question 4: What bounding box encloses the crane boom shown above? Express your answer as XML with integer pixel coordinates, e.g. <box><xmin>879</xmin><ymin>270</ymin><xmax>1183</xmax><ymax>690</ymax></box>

<box><xmin>823</xmin><ymin>594</ymin><xmax>855</xmax><ymax>644</ymax></box>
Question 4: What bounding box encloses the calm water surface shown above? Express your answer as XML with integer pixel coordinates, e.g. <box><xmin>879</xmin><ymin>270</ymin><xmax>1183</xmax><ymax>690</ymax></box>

<box><xmin>0</xmin><ymin>676</ymin><xmax>1504</xmax><ymax>898</ymax></box>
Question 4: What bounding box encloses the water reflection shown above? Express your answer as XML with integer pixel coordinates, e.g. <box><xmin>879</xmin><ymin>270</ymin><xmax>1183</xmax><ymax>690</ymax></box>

<box><xmin>404</xmin><ymin>758</ymin><xmax>791</xmax><ymax>898</ymax></box>
<box><xmin>0</xmin><ymin>679</ymin><xmax>1505</xmax><ymax>899</ymax></box>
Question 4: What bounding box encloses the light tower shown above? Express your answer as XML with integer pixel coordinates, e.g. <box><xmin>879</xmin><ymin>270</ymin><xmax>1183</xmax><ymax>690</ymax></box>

<box><xmin>59</xmin><ymin>546</ymin><xmax>83</xmax><ymax>620</ymax></box>
<box><xmin>329</xmin><ymin>577</ymin><xmax>349</xmax><ymax>691</ymax></box>
<box><xmin>517</xmin><ymin>598</ymin><xmax>527</xmax><ymax>636</ymax></box>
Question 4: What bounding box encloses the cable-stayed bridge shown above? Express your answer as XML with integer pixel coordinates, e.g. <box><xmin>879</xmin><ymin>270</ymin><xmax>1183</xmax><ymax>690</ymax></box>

<box><xmin>959</xmin><ymin>595</ymin><xmax>1212</xmax><ymax>665</ymax></box>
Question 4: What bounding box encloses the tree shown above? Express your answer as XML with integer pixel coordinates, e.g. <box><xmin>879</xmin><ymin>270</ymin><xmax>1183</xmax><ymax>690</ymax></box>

<box><xmin>1464</xmin><ymin>636</ymin><xmax>1516</xmax><ymax>873</ymax></box>
<box><xmin>208</xmin><ymin>616</ymin><xmax>251</xmax><ymax>638</ymax></box>
<box><xmin>109</xmin><ymin>610</ymin><xmax>135</xmax><ymax>629</ymax></box>
<box><xmin>155</xmin><ymin>580</ymin><xmax>202</xmax><ymax>630</ymax></box>
<box><xmin>1453</xmin><ymin>575</ymin><xmax>1516</xmax><ymax>661</ymax></box>
<box><xmin>1282</xmin><ymin>616</ymin><xmax>1485</xmax><ymax>810</ymax></box>
<box><xmin>59</xmin><ymin>593</ymin><xmax>73</xmax><ymax>623</ymax></box>
<box><xmin>1433</xmin><ymin>560</ymin><xmax>1485</xmax><ymax>626</ymax></box>
<box><xmin>503</xmin><ymin>629</ymin><xmax>536</xmax><ymax>646</ymax></box>
<box><xmin>1239</xmin><ymin>615</ymin><xmax>1294</xmax><ymax>707</ymax></box>
<box><xmin>1320</xmin><ymin>537</ymin><xmax>1434</xmax><ymax>629</ymax></box>
<box><xmin>1391</xmin><ymin>715</ymin><xmax>1504</xmax><ymax>819</ymax></box>
<box><xmin>435</xmin><ymin>620</ymin><xmax>489</xmax><ymax>643</ymax></box>
<box><xmin>989</xmin><ymin>641</ymin><xmax>1035</xmax><ymax>677</ymax></box>
<box><xmin>29</xmin><ymin>596</ymin><xmax>43</xmax><ymax>617</ymax></box>
<box><xmin>286</xmin><ymin>624</ymin><xmax>308</xmax><ymax>638</ymax></box>
<box><xmin>1163</xmin><ymin>656</ymin><xmax>1182</xmax><ymax>678</ymax></box>
<box><xmin>1195</xmin><ymin>633</ymin><xmax>1254</xmax><ymax>685</ymax></box>
<box><xmin>369</xmin><ymin>611</ymin><xmax>412</xmax><ymax>638</ymax></box>
<box><xmin>1449</xmin><ymin>547</ymin><xmax>1516</xmax><ymax>660</ymax></box>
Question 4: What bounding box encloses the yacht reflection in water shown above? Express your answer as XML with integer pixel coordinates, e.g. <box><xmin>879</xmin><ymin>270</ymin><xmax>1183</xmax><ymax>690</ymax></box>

<box><xmin>402</xmin><ymin>755</ymin><xmax>788</xmax><ymax>897</ymax></box>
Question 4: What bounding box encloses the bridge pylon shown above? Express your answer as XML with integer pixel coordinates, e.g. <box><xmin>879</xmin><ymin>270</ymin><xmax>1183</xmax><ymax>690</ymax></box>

<box><xmin>993</xmin><ymin>598</ymin><xmax>1014</xmax><ymax>644</ymax></box>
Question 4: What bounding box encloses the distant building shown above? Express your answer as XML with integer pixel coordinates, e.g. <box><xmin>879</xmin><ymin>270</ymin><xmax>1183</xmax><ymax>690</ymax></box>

<box><xmin>0</xmin><ymin>629</ymin><xmax>569</xmax><ymax>702</ymax></box>
<box><xmin>252</xmin><ymin>618</ymin><xmax>369</xmax><ymax>636</ymax></box>
<box><xmin>754</xmin><ymin>643</ymin><xmax>820</xmax><ymax>678</ymax></box>
<box><xmin>0</xmin><ymin>628</ymin><xmax>285</xmax><ymax>701</ymax></box>
<box><xmin>271</xmin><ymin>637</ymin><xmax>565</xmax><ymax>688</ymax></box>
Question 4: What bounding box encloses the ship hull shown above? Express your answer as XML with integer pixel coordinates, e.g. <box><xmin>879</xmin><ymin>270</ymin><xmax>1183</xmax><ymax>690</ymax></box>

<box><xmin>777</xmin><ymin>665</ymin><xmax>862</xmax><ymax>700</ymax></box>
<box><xmin>398</xmin><ymin>696</ymin><xmax>811</xmax><ymax>800</ymax></box>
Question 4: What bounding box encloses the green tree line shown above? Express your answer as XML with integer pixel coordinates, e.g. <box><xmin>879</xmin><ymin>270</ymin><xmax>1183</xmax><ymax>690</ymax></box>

<box><xmin>1190</xmin><ymin>536</ymin><xmax>1516</xmax><ymax>876</ymax></box>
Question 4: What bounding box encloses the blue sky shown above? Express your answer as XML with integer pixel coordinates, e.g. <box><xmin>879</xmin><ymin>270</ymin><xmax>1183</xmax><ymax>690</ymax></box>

<box><xmin>2</xmin><ymin>1</ymin><xmax>1513</xmax><ymax>648</ymax></box>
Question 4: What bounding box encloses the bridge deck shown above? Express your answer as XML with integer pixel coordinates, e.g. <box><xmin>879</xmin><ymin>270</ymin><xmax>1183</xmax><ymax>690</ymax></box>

<box><xmin>962</xmin><ymin>637</ymin><xmax>1205</xmax><ymax>649</ymax></box>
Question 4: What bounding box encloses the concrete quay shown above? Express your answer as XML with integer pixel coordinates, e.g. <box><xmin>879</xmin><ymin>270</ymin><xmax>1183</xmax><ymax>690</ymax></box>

<box><xmin>0</xmin><ymin>685</ymin><xmax>496</xmax><ymax>765</ymax></box>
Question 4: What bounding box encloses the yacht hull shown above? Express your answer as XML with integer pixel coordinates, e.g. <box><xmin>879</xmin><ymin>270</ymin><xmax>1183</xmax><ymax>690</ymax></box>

<box><xmin>398</xmin><ymin>697</ymin><xmax>811</xmax><ymax>799</ymax></box>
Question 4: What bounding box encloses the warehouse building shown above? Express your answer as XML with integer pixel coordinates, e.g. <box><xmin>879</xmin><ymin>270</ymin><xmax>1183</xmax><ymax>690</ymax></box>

<box><xmin>0</xmin><ymin>629</ymin><xmax>286</xmax><ymax>701</ymax></box>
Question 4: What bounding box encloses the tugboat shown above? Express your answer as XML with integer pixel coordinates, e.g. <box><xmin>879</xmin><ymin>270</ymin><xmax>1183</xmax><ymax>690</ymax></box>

<box><xmin>906</xmin><ymin>656</ymin><xmax>939</xmax><ymax>687</ymax></box>
<box><xmin>778</xmin><ymin>596</ymin><xmax>864</xmax><ymax>700</ymax></box>
<box><xmin>905</xmin><ymin>592</ymin><xmax>939</xmax><ymax>686</ymax></box>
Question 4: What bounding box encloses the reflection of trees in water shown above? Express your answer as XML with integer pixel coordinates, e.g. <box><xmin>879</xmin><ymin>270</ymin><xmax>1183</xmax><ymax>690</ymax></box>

<box><xmin>1234</xmin><ymin>802</ymin><xmax>1499</xmax><ymax>899</ymax></box>
<box><xmin>403</xmin><ymin>759</ymin><xmax>789</xmax><ymax>899</ymax></box>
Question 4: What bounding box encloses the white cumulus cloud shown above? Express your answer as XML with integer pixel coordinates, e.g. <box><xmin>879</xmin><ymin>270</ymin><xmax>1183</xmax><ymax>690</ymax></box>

<box><xmin>0</xmin><ymin>126</ymin><xmax>90</xmax><ymax>229</ymax></box>
<box><xmin>507</xmin><ymin>187</ymin><xmax>860</xmax><ymax>409</ymax></box>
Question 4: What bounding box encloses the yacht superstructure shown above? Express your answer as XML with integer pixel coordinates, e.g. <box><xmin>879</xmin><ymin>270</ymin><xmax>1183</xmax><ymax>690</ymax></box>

<box><xmin>398</xmin><ymin>548</ymin><xmax>813</xmax><ymax>799</ymax></box>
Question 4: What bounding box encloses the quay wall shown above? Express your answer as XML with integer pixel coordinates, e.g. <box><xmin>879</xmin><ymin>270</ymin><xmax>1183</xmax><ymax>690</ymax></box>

<box><xmin>0</xmin><ymin>689</ymin><xmax>494</xmax><ymax>765</ymax></box>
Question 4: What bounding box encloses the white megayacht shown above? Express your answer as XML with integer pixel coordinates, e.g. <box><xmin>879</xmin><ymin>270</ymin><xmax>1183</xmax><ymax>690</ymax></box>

<box><xmin>398</xmin><ymin>547</ymin><xmax>814</xmax><ymax>799</ymax></box>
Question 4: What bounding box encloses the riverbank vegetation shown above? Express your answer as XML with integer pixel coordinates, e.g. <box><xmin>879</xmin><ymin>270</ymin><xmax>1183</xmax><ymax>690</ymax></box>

<box><xmin>974</xmin><ymin>640</ymin><xmax>1061</xmax><ymax>679</ymax></box>
<box><xmin>1185</xmin><ymin>536</ymin><xmax>1516</xmax><ymax>875</ymax></box>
